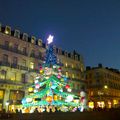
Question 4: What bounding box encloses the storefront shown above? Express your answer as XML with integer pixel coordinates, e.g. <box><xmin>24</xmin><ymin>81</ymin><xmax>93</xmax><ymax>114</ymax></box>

<box><xmin>8</xmin><ymin>90</ymin><xmax>24</xmax><ymax>112</ymax></box>
<box><xmin>0</xmin><ymin>89</ymin><xmax>4</xmax><ymax>111</ymax></box>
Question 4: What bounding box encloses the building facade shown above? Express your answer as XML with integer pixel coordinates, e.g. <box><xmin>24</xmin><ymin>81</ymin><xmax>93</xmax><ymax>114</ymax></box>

<box><xmin>0</xmin><ymin>24</ymin><xmax>86</xmax><ymax>112</ymax></box>
<box><xmin>86</xmin><ymin>64</ymin><xmax>120</xmax><ymax>109</ymax></box>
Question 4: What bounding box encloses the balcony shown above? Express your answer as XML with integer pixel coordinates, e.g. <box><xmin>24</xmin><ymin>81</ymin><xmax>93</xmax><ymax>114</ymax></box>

<box><xmin>30</xmin><ymin>53</ymin><xmax>45</xmax><ymax>61</ymax></box>
<box><xmin>0</xmin><ymin>44</ymin><xmax>28</xmax><ymax>56</ymax></box>
<box><xmin>19</xmin><ymin>65</ymin><xmax>28</xmax><ymax>71</ymax></box>
<box><xmin>0</xmin><ymin>79</ymin><xmax>23</xmax><ymax>85</ymax></box>
<box><xmin>0</xmin><ymin>61</ymin><xmax>10</xmax><ymax>67</ymax></box>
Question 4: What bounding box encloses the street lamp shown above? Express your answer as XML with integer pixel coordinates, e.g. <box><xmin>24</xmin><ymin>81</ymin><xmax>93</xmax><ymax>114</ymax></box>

<box><xmin>6</xmin><ymin>101</ymin><xmax>9</xmax><ymax>112</ymax></box>
<box><xmin>104</xmin><ymin>85</ymin><xmax>108</xmax><ymax>89</ymax></box>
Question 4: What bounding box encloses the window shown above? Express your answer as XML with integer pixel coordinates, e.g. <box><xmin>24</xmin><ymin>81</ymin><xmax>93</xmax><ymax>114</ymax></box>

<box><xmin>22</xmin><ymin>47</ymin><xmax>27</xmax><ymax>54</ymax></box>
<box><xmin>13</xmin><ymin>57</ymin><xmax>18</xmax><ymax>65</ymax></box>
<box><xmin>22</xmin><ymin>59</ymin><xmax>26</xmax><ymax>66</ymax></box>
<box><xmin>21</xmin><ymin>74</ymin><xmax>26</xmax><ymax>83</ymax></box>
<box><xmin>38</xmin><ymin>39</ymin><xmax>42</xmax><ymax>46</ymax></box>
<box><xmin>0</xmin><ymin>90</ymin><xmax>4</xmax><ymax>99</ymax></box>
<box><xmin>66</xmin><ymin>72</ymin><xmax>68</xmax><ymax>77</ymax></box>
<box><xmin>0</xmin><ymin>70</ymin><xmax>6</xmax><ymax>79</ymax></box>
<box><xmin>30</xmin><ymin>62</ymin><xmax>34</xmax><ymax>69</ymax></box>
<box><xmin>10</xmin><ymin>72</ymin><xmax>16</xmax><ymax>81</ymax></box>
<box><xmin>23</xmin><ymin>33</ymin><xmax>28</xmax><ymax>41</ymax></box>
<box><xmin>10</xmin><ymin>90</ymin><xmax>24</xmax><ymax>101</ymax></box>
<box><xmin>14</xmin><ymin>44</ymin><xmax>18</xmax><ymax>51</ymax></box>
<box><xmin>3</xmin><ymin>54</ymin><xmax>8</xmax><ymax>63</ymax></box>
<box><xmin>30</xmin><ymin>50</ymin><xmax>35</xmax><ymax>57</ymax></box>
<box><xmin>5</xmin><ymin>26</ymin><xmax>11</xmax><ymax>35</ymax></box>
<box><xmin>4</xmin><ymin>41</ymin><xmax>9</xmax><ymax>47</ymax></box>
<box><xmin>72</xmin><ymin>74</ymin><xmax>75</xmax><ymax>79</ymax></box>
<box><xmin>75</xmin><ymin>55</ymin><xmax>78</xmax><ymax>60</ymax></box>
<box><xmin>14</xmin><ymin>30</ymin><xmax>20</xmax><ymax>38</ymax></box>
<box><xmin>31</xmin><ymin>36</ymin><xmax>36</xmax><ymax>44</ymax></box>
<box><xmin>65</xmin><ymin>63</ymin><xmax>68</xmax><ymax>67</ymax></box>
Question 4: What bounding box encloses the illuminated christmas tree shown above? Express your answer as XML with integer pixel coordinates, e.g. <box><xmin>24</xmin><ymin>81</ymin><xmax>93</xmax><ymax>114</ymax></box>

<box><xmin>22</xmin><ymin>35</ymin><xmax>81</xmax><ymax>112</ymax></box>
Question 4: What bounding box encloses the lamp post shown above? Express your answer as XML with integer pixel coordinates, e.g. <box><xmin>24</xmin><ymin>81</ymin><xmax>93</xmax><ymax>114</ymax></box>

<box><xmin>6</xmin><ymin>101</ymin><xmax>9</xmax><ymax>112</ymax></box>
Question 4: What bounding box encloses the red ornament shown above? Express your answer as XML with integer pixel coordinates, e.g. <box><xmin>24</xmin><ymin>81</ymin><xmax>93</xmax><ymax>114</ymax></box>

<box><xmin>65</xmin><ymin>84</ymin><xmax>70</xmax><ymax>89</ymax></box>
<box><xmin>40</xmin><ymin>66</ymin><xmax>42</xmax><ymax>70</ymax></box>
<box><xmin>58</xmin><ymin>68</ymin><xmax>62</xmax><ymax>72</ymax></box>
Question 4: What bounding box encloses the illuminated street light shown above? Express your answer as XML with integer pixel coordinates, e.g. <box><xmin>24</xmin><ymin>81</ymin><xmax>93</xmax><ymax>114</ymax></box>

<box><xmin>104</xmin><ymin>85</ymin><xmax>108</xmax><ymax>89</ymax></box>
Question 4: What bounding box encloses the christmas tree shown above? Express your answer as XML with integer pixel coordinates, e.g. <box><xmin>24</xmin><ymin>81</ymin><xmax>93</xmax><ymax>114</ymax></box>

<box><xmin>22</xmin><ymin>35</ymin><xmax>81</xmax><ymax>112</ymax></box>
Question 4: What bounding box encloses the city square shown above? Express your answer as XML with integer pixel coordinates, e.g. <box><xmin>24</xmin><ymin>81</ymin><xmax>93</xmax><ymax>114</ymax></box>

<box><xmin>0</xmin><ymin>0</ymin><xmax>120</xmax><ymax>120</ymax></box>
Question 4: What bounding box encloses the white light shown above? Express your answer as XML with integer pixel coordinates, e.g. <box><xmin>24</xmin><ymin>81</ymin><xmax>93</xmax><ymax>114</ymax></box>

<box><xmin>67</xmin><ymin>88</ymin><xmax>72</xmax><ymax>92</ymax></box>
<box><xmin>6</xmin><ymin>102</ymin><xmax>9</xmax><ymax>106</ymax></box>
<box><xmin>65</xmin><ymin>95</ymin><xmax>73</xmax><ymax>102</ymax></box>
<box><xmin>47</xmin><ymin>35</ymin><xmax>54</xmax><ymax>44</ymax></box>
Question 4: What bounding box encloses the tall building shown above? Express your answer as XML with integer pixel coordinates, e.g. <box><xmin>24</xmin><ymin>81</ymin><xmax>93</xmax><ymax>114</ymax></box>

<box><xmin>86</xmin><ymin>64</ymin><xmax>120</xmax><ymax>109</ymax></box>
<box><xmin>0</xmin><ymin>24</ymin><xmax>86</xmax><ymax>111</ymax></box>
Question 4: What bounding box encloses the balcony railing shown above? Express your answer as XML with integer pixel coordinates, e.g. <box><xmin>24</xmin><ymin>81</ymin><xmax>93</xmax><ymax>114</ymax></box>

<box><xmin>0</xmin><ymin>44</ymin><xmax>28</xmax><ymax>56</ymax></box>
<box><xmin>0</xmin><ymin>79</ymin><xmax>24</xmax><ymax>85</ymax></box>
<box><xmin>30</xmin><ymin>53</ymin><xmax>45</xmax><ymax>61</ymax></box>
<box><xmin>0</xmin><ymin>61</ymin><xmax>10</xmax><ymax>67</ymax></box>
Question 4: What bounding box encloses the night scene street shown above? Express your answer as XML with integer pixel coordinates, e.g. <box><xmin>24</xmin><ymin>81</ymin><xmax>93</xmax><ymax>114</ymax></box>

<box><xmin>0</xmin><ymin>0</ymin><xmax>120</xmax><ymax>120</ymax></box>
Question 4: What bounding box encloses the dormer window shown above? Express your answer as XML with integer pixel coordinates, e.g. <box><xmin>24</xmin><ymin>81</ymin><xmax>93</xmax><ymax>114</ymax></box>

<box><xmin>5</xmin><ymin>26</ymin><xmax>11</xmax><ymax>35</ymax></box>
<box><xmin>65</xmin><ymin>51</ymin><xmax>68</xmax><ymax>57</ymax></box>
<box><xmin>31</xmin><ymin>36</ymin><xmax>36</xmax><ymax>44</ymax></box>
<box><xmin>58</xmin><ymin>48</ymin><xmax>62</xmax><ymax>54</ymax></box>
<box><xmin>14</xmin><ymin>29</ymin><xmax>20</xmax><ymax>38</ymax></box>
<box><xmin>75</xmin><ymin>55</ymin><xmax>78</xmax><ymax>60</ymax></box>
<box><xmin>38</xmin><ymin>39</ymin><xmax>42</xmax><ymax>46</ymax></box>
<box><xmin>23</xmin><ymin>33</ymin><xmax>28</xmax><ymax>41</ymax></box>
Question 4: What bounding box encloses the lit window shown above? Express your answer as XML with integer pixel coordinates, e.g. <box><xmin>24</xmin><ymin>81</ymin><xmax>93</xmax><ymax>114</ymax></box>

<box><xmin>31</xmin><ymin>36</ymin><xmax>36</xmax><ymax>44</ymax></box>
<box><xmin>66</xmin><ymin>72</ymin><xmax>68</xmax><ymax>77</ymax></box>
<box><xmin>0</xmin><ymin>70</ymin><xmax>6</xmax><ymax>79</ymax></box>
<box><xmin>10</xmin><ymin>73</ymin><xmax>16</xmax><ymax>81</ymax></box>
<box><xmin>38</xmin><ymin>39</ymin><xmax>42</xmax><ymax>46</ymax></box>
<box><xmin>72</xmin><ymin>64</ymin><xmax>74</xmax><ymax>68</ymax></box>
<box><xmin>0</xmin><ymin>90</ymin><xmax>4</xmax><ymax>99</ymax></box>
<box><xmin>72</xmin><ymin>74</ymin><xmax>75</xmax><ymax>78</ymax></box>
<box><xmin>5</xmin><ymin>26</ymin><xmax>11</xmax><ymax>35</ymax></box>
<box><xmin>30</xmin><ymin>62</ymin><xmax>34</xmax><ymax>69</ymax></box>
<box><xmin>65</xmin><ymin>63</ymin><xmax>68</xmax><ymax>67</ymax></box>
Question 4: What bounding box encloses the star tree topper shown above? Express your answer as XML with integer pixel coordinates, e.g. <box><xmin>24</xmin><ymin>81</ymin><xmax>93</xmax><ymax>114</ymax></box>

<box><xmin>47</xmin><ymin>35</ymin><xmax>54</xmax><ymax>44</ymax></box>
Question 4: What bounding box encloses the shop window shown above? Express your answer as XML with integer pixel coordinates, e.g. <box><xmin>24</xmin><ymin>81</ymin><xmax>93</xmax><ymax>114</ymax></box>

<box><xmin>10</xmin><ymin>90</ymin><xmax>24</xmax><ymax>101</ymax></box>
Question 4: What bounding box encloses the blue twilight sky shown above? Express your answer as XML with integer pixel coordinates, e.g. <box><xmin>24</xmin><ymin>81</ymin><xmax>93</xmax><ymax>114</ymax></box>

<box><xmin>0</xmin><ymin>0</ymin><xmax>120</xmax><ymax>69</ymax></box>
